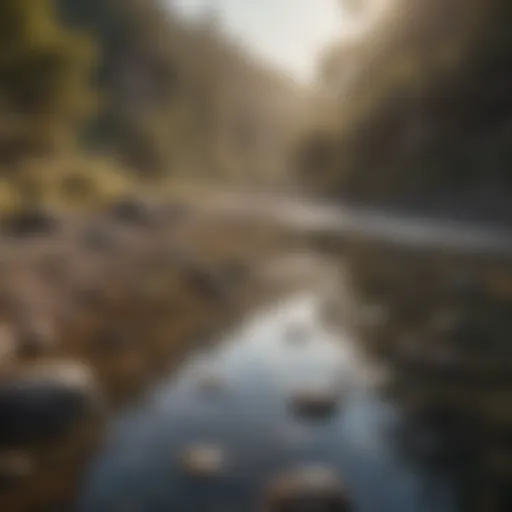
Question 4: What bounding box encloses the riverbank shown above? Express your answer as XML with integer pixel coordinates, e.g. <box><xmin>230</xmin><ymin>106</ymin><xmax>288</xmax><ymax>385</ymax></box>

<box><xmin>0</xmin><ymin>197</ymin><xmax>311</xmax><ymax>512</ymax></box>
<box><xmin>339</xmin><ymin>240</ymin><xmax>512</xmax><ymax>512</ymax></box>
<box><xmin>76</xmin><ymin>281</ymin><xmax>453</xmax><ymax>512</ymax></box>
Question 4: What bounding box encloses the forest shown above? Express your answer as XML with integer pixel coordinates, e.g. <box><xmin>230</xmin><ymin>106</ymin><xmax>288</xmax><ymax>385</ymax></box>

<box><xmin>1</xmin><ymin>0</ymin><xmax>511</xmax><ymax>224</ymax></box>
<box><xmin>0</xmin><ymin>0</ymin><xmax>299</xmax><ymax>210</ymax></box>
<box><xmin>297</xmin><ymin>0</ymin><xmax>512</xmax><ymax>224</ymax></box>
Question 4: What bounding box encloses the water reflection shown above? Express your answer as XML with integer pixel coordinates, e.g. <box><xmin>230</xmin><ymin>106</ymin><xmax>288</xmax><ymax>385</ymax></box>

<box><xmin>76</xmin><ymin>294</ymin><xmax>455</xmax><ymax>512</ymax></box>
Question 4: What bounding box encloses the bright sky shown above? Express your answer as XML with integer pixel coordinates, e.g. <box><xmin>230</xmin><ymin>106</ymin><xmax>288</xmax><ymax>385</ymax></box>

<box><xmin>171</xmin><ymin>0</ymin><xmax>353</xmax><ymax>84</ymax></box>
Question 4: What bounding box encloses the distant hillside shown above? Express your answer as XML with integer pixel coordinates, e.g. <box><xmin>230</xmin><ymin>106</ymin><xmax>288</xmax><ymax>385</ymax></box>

<box><xmin>296</xmin><ymin>0</ymin><xmax>512</xmax><ymax>224</ymax></box>
<box><xmin>56</xmin><ymin>0</ymin><xmax>299</xmax><ymax>182</ymax></box>
<box><xmin>0</xmin><ymin>0</ymin><xmax>298</xmax><ymax>202</ymax></box>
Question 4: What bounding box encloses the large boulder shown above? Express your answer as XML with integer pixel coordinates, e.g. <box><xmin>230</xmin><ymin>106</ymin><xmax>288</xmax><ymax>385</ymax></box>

<box><xmin>0</xmin><ymin>362</ymin><xmax>101</xmax><ymax>447</ymax></box>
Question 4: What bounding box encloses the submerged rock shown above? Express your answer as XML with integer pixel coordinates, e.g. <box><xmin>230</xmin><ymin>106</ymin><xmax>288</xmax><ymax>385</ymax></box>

<box><xmin>0</xmin><ymin>362</ymin><xmax>101</xmax><ymax>446</ymax></box>
<box><xmin>288</xmin><ymin>385</ymin><xmax>340</xmax><ymax>420</ymax></box>
<box><xmin>180</xmin><ymin>444</ymin><xmax>224</xmax><ymax>477</ymax></box>
<box><xmin>264</xmin><ymin>465</ymin><xmax>351</xmax><ymax>512</ymax></box>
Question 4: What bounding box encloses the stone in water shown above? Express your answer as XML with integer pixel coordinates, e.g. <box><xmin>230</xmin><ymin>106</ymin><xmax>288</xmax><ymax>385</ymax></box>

<box><xmin>181</xmin><ymin>444</ymin><xmax>224</xmax><ymax>477</ymax></box>
<box><xmin>264</xmin><ymin>465</ymin><xmax>351</xmax><ymax>511</ymax></box>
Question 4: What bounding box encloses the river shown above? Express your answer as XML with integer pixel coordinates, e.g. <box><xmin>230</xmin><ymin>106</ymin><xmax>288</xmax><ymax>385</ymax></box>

<box><xmin>75</xmin><ymin>292</ymin><xmax>456</xmax><ymax>512</ymax></box>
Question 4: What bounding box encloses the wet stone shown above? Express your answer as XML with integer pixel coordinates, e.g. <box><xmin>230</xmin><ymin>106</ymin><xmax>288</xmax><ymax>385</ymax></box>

<box><xmin>264</xmin><ymin>466</ymin><xmax>351</xmax><ymax>512</ymax></box>
<box><xmin>180</xmin><ymin>444</ymin><xmax>224</xmax><ymax>477</ymax></box>
<box><xmin>288</xmin><ymin>386</ymin><xmax>340</xmax><ymax>421</ymax></box>
<box><xmin>0</xmin><ymin>362</ymin><xmax>100</xmax><ymax>446</ymax></box>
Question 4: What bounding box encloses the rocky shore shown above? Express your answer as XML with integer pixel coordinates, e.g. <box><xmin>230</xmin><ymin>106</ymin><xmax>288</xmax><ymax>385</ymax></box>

<box><xmin>0</xmin><ymin>197</ymin><xmax>295</xmax><ymax>512</ymax></box>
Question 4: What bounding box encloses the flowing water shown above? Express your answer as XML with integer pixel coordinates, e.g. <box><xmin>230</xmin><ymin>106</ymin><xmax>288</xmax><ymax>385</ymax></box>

<box><xmin>76</xmin><ymin>292</ymin><xmax>456</xmax><ymax>512</ymax></box>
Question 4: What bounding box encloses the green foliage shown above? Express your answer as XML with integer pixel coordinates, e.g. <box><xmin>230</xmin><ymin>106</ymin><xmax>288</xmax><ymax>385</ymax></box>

<box><xmin>0</xmin><ymin>0</ymin><xmax>95</xmax><ymax>163</ymax></box>
<box><xmin>55</xmin><ymin>0</ymin><xmax>297</xmax><ymax>181</ymax></box>
<box><xmin>0</xmin><ymin>0</ymin><xmax>296</xmax><ymax>204</ymax></box>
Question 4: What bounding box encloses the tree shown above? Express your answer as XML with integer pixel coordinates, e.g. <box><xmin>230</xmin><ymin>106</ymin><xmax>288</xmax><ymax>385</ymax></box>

<box><xmin>0</xmin><ymin>0</ymin><xmax>95</xmax><ymax>165</ymax></box>
<box><xmin>298</xmin><ymin>0</ymin><xmax>512</xmax><ymax>221</ymax></box>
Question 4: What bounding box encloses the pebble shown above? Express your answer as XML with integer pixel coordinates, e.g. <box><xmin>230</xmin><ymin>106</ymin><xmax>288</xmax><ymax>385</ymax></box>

<box><xmin>180</xmin><ymin>444</ymin><xmax>224</xmax><ymax>477</ymax></box>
